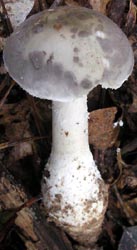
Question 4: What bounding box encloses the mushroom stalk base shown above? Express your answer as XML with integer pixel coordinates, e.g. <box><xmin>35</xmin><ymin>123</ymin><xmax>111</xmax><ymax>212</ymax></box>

<box><xmin>42</xmin><ymin>95</ymin><xmax>108</xmax><ymax>246</ymax></box>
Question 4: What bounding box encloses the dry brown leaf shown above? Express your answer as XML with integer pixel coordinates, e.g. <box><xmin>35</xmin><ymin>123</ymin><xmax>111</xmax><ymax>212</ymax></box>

<box><xmin>88</xmin><ymin>0</ymin><xmax>110</xmax><ymax>14</ymax></box>
<box><xmin>128</xmin><ymin>93</ymin><xmax>137</xmax><ymax>113</ymax></box>
<box><xmin>108</xmin><ymin>0</ymin><xmax>127</xmax><ymax>26</ymax></box>
<box><xmin>0</xmin><ymin>100</ymin><xmax>29</xmax><ymax>125</ymax></box>
<box><xmin>0</xmin><ymin>100</ymin><xmax>34</xmax><ymax>160</ymax></box>
<box><xmin>88</xmin><ymin>107</ymin><xmax>120</xmax><ymax>150</ymax></box>
<box><xmin>125</xmin><ymin>0</ymin><xmax>137</xmax><ymax>32</ymax></box>
<box><xmin>0</xmin><ymin>175</ymin><xmax>38</xmax><ymax>241</ymax></box>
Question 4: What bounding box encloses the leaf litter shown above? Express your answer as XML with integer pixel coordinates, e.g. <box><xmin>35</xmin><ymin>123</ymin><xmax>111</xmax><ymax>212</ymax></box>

<box><xmin>0</xmin><ymin>0</ymin><xmax>137</xmax><ymax>250</ymax></box>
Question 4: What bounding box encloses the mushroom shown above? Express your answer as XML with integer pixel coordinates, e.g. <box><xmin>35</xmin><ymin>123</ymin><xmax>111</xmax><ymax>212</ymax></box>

<box><xmin>3</xmin><ymin>6</ymin><xmax>134</xmax><ymax>247</ymax></box>
<box><xmin>2</xmin><ymin>0</ymin><xmax>35</xmax><ymax>28</ymax></box>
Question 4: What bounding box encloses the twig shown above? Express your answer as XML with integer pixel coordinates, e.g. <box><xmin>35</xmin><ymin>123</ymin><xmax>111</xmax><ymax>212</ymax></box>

<box><xmin>0</xmin><ymin>0</ymin><xmax>13</xmax><ymax>34</ymax></box>
<box><xmin>0</xmin><ymin>74</ymin><xmax>9</xmax><ymax>93</ymax></box>
<box><xmin>0</xmin><ymin>135</ymin><xmax>47</xmax><ymax>150</ymax></box>
<box><xmin>27</xmin><ymin>94</ymin><xmax>45</xmax><ymax>138</ymax></box>
<box><xmin>111</xmin><ymin>149</ymin><xmax>126</xmax><ymax>186</ymax></box>
<box><xmin>113</xmin><ymin>184</ymin><xmax>134</xmax><ymax>225</ymax></box>
<box><xmin>0</xmin><ymin>80</ymin><xmax>15</xmax><ymax>109</ymax></box>
<box><xmin>106</xmin><ymin>210</ymin><xmax>126</xmax><ymax>229</ymax></box>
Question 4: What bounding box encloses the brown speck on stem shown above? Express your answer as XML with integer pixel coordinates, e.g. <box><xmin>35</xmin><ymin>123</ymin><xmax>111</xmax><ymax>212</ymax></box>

<box><xmin>65</xmin><ymin>131</ymin><xmax>69</xmax><ymax>136</ymax></box>
<box><xmin>55</xmin><ymin>193</ymin><xmax>62</xmax><ymax>202</ymax></box>
<box><xmin>44</xmin><ymin>170</ymin><xmax>50</xmax><ymax>178</ymax></box>
<box><xmin>77</xmin><ymin>165</ymin><xmax>81</xmax><ymax>170</ymax></box>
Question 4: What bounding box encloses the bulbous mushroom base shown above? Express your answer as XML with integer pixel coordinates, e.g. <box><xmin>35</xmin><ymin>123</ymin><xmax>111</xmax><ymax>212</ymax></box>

<box><xmin>42</xmin><ymin>154</ymin><xmax>108</xmax><ymax>247</ymax></box>
<box><xmin>53</xmin><ymin>185</ymin><xmax>108</xmax><ymax>246</ymax></box>
<box><xmin>42</xmin><ymin>97</ymin><xmax>108</xmax><ymax>246</ymax></box>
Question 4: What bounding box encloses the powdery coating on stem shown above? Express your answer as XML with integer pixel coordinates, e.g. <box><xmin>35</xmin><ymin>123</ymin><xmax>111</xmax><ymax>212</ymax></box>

<box><xmin>42</xmin><ymin>96</ymin><xmax>108</xmax><ymax>246</ymax></box>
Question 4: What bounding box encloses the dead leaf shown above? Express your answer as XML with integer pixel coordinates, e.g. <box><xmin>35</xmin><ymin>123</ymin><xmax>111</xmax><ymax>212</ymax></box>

<box><xmin>88</xmin><ymin>0</ymin><xmax>110</xmax><ymax>14</ymax></box>
<box><xmin>128</xmin><ymin>93</ymin><xmax>137</xmax><ymax>113</ymax></box>
<box><xmin>0</xmin><ymin>100</ymin><xmax>34</xmax><ymax>160</ymax></box>
<box><xmin>108</xmin><ymin>0</ymin><xmax>127</xmax><ymax>26</ymax></box>
<box><xmin>0</xmin><ymin>175</ymin><xmax>37</xmax><ymax>241</ymax></box>
<box><xmin>88</xmin><ymin>107</ymin><xmax>120</xmax><ymax>150</ymax></box>
<box><xmin>0</xmin><ymin>196</ymin><xmax>40</xmax><ymax>243</ymax></box>
<box><xmin>115</xmin><ymin>165</ymin><xmax>137</xmax><ymax>225</ymax></box>
<box><xmin>0</xmin><ymin>208</ymin><xmax>17</xmax><ymax>242</ymax></box>
<box><xmin>125</xmin><ymin>0</ymin><xmax>137</xmax><ymax>33</ymax></box>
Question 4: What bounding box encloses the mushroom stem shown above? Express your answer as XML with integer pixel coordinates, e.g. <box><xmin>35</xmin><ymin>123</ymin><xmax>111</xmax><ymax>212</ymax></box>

<box><xmin>42</xmin><ymin>95</ymin><xmax>108</xmax><ymax>246</ymax></box>
<box><xmin>52</xmin><ymin>95</ymin><xmax>89</xmax><ymax>154</ymax></box>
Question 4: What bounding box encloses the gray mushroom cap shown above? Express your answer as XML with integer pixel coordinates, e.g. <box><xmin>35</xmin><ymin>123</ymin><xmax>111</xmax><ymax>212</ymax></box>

<box><xmin>3</xmin><ymin>6</ymin><xmax>134</xmax><ymax>102</ymax></box>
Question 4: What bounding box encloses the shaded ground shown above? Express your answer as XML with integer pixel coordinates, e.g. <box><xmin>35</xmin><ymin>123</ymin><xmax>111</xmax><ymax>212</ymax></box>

<box><xmin>0</xmin><ymin>0</ymin><xmax>137</xmax><ymax>250</ymax></box>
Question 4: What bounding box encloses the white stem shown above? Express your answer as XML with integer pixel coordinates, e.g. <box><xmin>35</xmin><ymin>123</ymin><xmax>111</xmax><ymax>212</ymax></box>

<box><xmin>42</xmin><ymin>95</ymin><xmax>108</xmax><ymax>246</ymax></box>
<box><xmin>52</xmin><ymin>95</ymin><xmax>89</xmax><ymax>154</ymax></box>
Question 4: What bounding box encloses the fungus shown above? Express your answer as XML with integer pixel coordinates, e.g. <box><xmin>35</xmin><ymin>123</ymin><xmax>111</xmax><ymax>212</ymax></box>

<box><xmin>3</xmin><ymin>6</ymin><xmax>134</xmax><ymax>247</ymax></box>
<box><xmin>2</xmin><ymin>0</ymin><xmax>34</xmax><ymax>28</ymax></box>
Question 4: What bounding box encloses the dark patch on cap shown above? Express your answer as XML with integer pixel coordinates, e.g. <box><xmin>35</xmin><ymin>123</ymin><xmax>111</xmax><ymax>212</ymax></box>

<box><xmin>60</xmin><ymin>34</ymin><xmax>66</xmax><ymax>39</ymax></box>
<box><xmin>70</xmin><ymin>28</ymin><xmax>78</xmax><ymax>33</ymax></box>
<box><xmin>81</xmin><ymin>79</ymin><xmax>92</xmax><ymax>89</ymax></box>
<box><xmin>64</xmin><ymin>71</ymin><xmax>76</xmax><ymax>84</ymax></box>
<box><xmin>53</xmin><ymin>63</ymin><xmax>63</xmax><ymax>75</ymax></box>
<box><xmin>73</xmin><ymin>47</ymin><xmax>79</xmax><ymax>53</ymax></box>
<box><xmin>78</xmin><ymin>31</ymin><xmax>90</xmax><ymax>37</ymax></box>
<box><xmin>73</xmin><ymin>56</ymin><xmax>79</xmax><ymax>63</ymax></box>
<box><xmin>47</xmin><ymin>53</ymin><xmax>54</xmax><ymax>64</ymax></box>
<box><xmin>32</xmin><ymin>23</ymin><xmax>44</xmax><ymax>33</ymax></box>
<box><xmin>29</xmin><ymin>50</ymin><xmax>46</xmax><ymax>70</ymax></box>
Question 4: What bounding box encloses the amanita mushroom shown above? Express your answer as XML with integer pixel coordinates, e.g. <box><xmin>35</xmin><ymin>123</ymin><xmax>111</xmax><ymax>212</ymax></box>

<box><xmin>3</xmin><ymin>6</ymin><xmax>134</xmax><ymax>247</ymax></box>
<box><xmin>2</xmin><ymin>0</ymin><xmax>34</xmax><ymax>28</ymax></box>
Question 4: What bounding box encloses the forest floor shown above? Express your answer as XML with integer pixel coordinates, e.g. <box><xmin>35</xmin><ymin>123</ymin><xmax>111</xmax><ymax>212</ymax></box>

<box><xmin>0</xmin><ymin>0</ymin><xmax>137</xmax><ymax>250</ymax></box>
